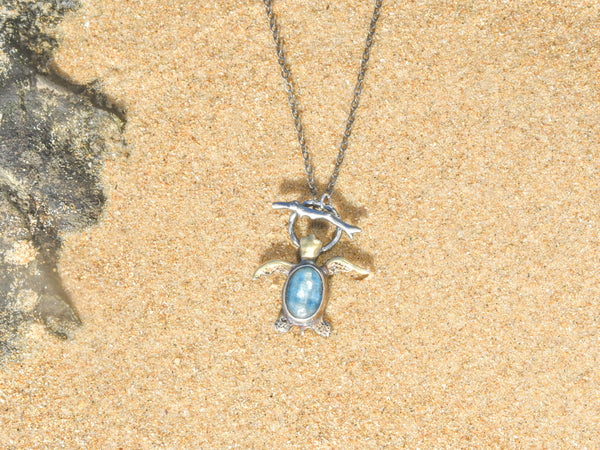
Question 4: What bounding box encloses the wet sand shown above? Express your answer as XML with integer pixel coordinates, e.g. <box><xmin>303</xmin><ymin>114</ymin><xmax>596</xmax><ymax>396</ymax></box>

<box><xmin>2</xmin><ymin>0</ymin><xmax>599</xmax><ymax>447</ymax></box>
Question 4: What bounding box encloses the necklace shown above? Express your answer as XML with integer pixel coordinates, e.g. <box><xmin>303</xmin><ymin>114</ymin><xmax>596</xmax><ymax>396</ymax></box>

<box><xmin>254</xmin><ymin>0</ymin><xmax>383</xmax><ymax>337</ymax></box>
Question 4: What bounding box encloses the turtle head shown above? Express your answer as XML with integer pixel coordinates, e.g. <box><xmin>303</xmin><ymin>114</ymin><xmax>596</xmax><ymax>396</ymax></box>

<box><xmin>299</xmin><ymin>234</ymin><xmax>323</xmax><ymax>261</ymax></box>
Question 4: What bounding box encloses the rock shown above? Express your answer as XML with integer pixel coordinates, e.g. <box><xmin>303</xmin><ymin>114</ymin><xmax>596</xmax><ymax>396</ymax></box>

<box><xmin>0</xmin><ymin>0</ymin><xmax>125</xmax><ymax>357</ymax></box>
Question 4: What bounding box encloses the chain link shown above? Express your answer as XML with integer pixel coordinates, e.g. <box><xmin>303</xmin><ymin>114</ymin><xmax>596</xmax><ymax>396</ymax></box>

<box><xmin>262</xmin><ymin>0</ymin><xmax>383</xmax><ymax>201</ymax></box>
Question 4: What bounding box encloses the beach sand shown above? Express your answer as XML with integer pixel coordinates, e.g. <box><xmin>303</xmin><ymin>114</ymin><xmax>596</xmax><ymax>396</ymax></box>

<box><xmin>2</xmin><ymin>0</ymin><xmax>599</xmax><ymax>446</ymax></box>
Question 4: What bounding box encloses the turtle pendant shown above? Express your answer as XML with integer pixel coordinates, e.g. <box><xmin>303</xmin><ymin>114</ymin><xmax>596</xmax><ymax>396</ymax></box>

<box><xmin>254</xmin><ymin>200</ymin><xmax>369</xmax><ymax>337</ymax></box>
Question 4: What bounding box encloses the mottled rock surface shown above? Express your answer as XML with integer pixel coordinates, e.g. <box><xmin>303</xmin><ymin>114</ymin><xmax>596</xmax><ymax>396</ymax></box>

<box><xmin>0</xmin><ymin>0</ymin><xmax>124</xmax><ymax>357</ymax></box>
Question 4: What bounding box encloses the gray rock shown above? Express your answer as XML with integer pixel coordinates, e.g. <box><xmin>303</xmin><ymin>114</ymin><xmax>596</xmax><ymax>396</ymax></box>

<box><xmin>0</xmin><ymin>0</ymin><xmax>125</xmax><ymax>357</ymax></box>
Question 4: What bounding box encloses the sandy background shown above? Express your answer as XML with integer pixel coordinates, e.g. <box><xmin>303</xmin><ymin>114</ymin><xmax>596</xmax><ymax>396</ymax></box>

<box><xmin>2</xmin><ymin>0</ymin><xmax>600</xmax><ymax>447</ymax></box>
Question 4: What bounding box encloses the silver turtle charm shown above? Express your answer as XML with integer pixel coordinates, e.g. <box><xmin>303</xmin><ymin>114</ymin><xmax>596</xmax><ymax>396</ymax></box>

<box><xmin>254</xmin><ymin>200</ymin><xmax>368</xmax><ymax>337</ymax></box>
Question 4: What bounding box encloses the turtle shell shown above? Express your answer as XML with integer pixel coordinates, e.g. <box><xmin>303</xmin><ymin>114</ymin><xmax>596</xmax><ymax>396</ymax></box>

<box><xmin>282</xmin><ymin>262</ymin><xmax>328</xmax><ymax>323</ymax></box>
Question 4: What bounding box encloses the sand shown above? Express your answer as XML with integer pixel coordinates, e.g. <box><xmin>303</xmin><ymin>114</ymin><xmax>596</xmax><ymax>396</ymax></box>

<box><xmin>2</xmin><ymin>0</ymin><xmax>599</xmax><ymax>447</ymax></box>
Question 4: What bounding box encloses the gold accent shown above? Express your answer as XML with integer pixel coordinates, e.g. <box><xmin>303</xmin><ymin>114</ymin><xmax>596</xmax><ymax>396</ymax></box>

<box><xmin>323</xmin><ymin>257</ymin><xmax>369</xmax><ymax>276</ymax></box>
<box><xmin>299</xmin><ymin>234</ymin><xmax>323</xmax><ymax>260</ymax></box>
<box><xmin>253</xmin><ymin>260</ymin><xmax>292</xmax><ymax>279</ymax></box>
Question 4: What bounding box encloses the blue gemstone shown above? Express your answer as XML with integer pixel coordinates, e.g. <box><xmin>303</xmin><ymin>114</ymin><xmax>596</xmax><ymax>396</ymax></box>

<box><xmin>285</xmin><ymin>266</ymin><xmax>324</xmax><ymax>319</ymax></box>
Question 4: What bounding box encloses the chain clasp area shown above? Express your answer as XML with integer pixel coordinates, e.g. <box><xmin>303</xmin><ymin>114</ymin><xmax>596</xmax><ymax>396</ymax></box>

<box><xmin>288</xmin><ymin>200</ymin><xmax>342</xmax><ymax>254</ymax></box>
<box><xmin>272</xmin><ymin>200</ymin><xmax>362</xmax><ymax>255</ymax></box>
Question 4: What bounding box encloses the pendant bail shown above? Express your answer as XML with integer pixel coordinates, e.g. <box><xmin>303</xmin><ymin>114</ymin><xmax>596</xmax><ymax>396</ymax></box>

<box><xmin>319</xmin><ymin>193</ymin><xmax>332</xmax><ymax>208</ymax></box>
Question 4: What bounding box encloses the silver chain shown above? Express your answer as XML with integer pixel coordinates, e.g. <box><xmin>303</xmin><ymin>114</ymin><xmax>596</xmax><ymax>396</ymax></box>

<box><xmin>262</xmin><ymin>0</ymin><xmax>383</xmax><ymax>202</ymax></box>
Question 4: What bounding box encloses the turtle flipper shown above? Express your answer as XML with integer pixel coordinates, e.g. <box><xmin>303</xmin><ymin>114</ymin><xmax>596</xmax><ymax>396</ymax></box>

<box><xmin>274</xmin><ymin>312</ymin><xmax>292</xmax><ymax>333</ymax></box>
<box><xmin>253</xmin><ymin>260</ymin><xmax>292</xmax><ymax>279</ymax></box>
<box><xmin>323</xmin><ymin>256</ymin><xmax>369</xmax><ymax>276</ymax></box>
<box><xmin>311</xmin><ymin>318</ymin><xmax>331</xmax><ymax>337</ymax></box>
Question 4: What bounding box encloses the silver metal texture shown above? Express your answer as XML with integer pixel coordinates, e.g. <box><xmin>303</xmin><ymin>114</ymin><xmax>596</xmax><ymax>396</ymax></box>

<box><xmin>273</xmin><ymin>199</ymin><xmax>361</xmax><ymax>239</ymax></box>
<box><xmin>262</xmin><ymin>0</ymin><xmax>383</xmax><ymax>201</ymax></box>
<box><xmin>286</xmin><ymin>200</ymin><xmax>343</xmax><ymax>252</ymax></box>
